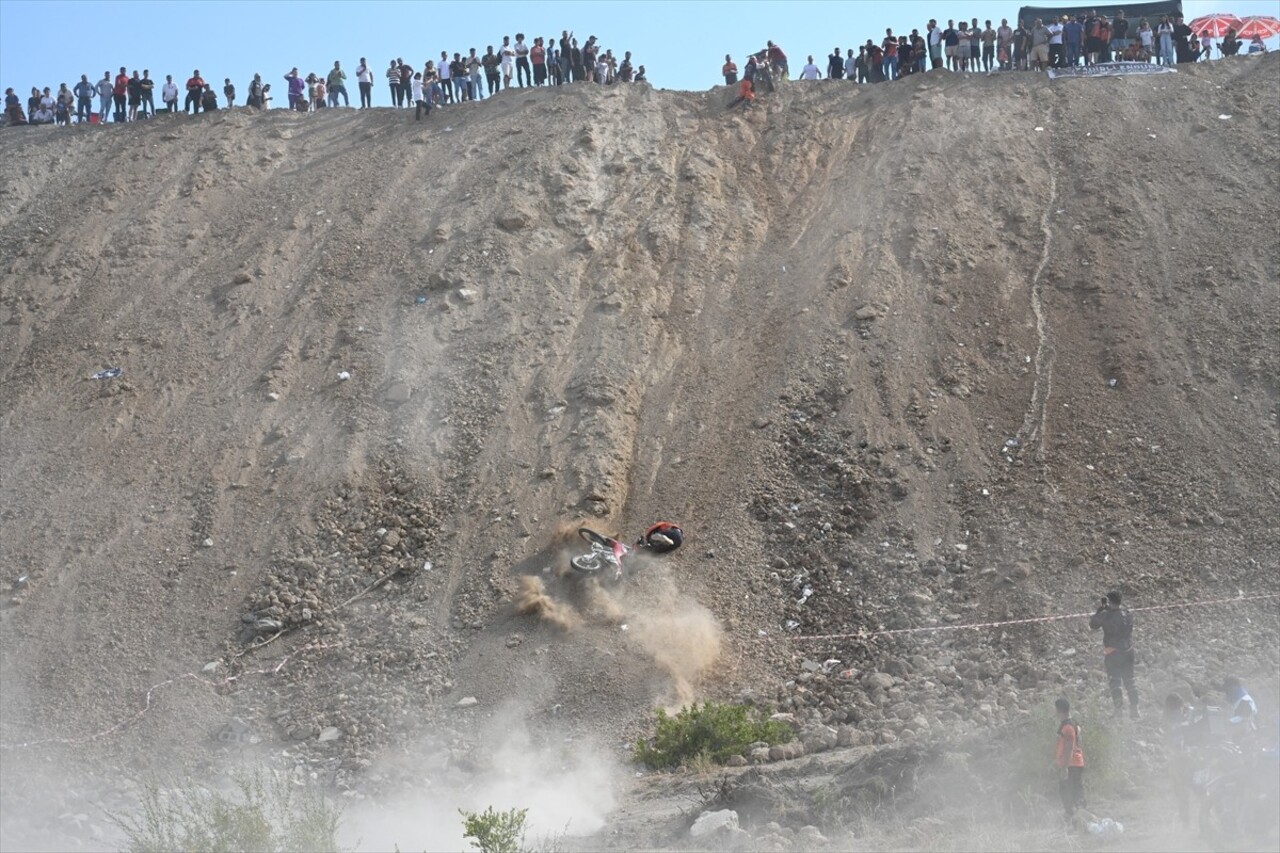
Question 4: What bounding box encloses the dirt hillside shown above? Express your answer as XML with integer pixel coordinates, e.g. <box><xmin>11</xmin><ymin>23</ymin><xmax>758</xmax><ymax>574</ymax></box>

<box><xmin>1</xmin><ymin>56</ymin><xmax>1277</xmax><ymax>851</ymax></box>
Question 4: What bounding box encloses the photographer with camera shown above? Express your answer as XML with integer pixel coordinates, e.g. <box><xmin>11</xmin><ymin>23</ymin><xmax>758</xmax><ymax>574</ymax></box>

<box><xmin>1090</xmin><ymin>590</ymin><xmax>1140</xmax><ymax>719</ymax></box>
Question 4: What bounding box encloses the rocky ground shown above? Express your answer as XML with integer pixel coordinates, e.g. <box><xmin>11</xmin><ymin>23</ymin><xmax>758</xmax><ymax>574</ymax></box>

<box><xmin>1</xmin><ymin>54</ymin><xmax>1277</xmax><ymax>852</ymax></box>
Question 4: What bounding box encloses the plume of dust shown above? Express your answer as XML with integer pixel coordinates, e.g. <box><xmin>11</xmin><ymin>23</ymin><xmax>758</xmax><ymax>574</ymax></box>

<box><xmin>343</xmin><ymin>708</ymin><xmax>617</xmax><ymax>852</ymax></box>
<box><xmin>630</xmin><ymin>599</ymin><xmax>723</xmax><ymax>706</ymax></box>
<box><xmin>584</xmin><ymin>583</ymin><xmax>625</xmax><ymax>624</ymax></box>
<box><xmin>515</xmin><ymin>575</ymin><xmax>580</xmax><ymax>630</ymax></box>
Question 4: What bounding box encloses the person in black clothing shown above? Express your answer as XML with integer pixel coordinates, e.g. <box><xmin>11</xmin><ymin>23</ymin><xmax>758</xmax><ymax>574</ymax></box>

<box><xmin>1089</xmin><ymin>590</ymin><xmax>1139</xmax><ymax>718</ymax></box>
<box><xmin>1172</xmin><ymin>15</ymin><xmax>1194</xmax><ymax>64</ymax></box>
<box><xmin>828</xmin><ymin>48</ymin><xmax>844</xmax><ymax>79</ymax></box>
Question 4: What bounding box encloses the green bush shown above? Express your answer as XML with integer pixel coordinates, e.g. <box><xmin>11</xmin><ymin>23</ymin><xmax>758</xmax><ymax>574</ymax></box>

<box><xmin>460</xmin><ymin>806</ymin><xmax>529</xmax><ymax>853</ymax></box>
<box><xmin>108</xmin><ymin>770</ymin><xmax>349</xmax><ymax>853</ymax></box>
<box><xmin>633</xmin><ymin>701</ymin><xmax>793</xmax><ymax>769</ymax></box>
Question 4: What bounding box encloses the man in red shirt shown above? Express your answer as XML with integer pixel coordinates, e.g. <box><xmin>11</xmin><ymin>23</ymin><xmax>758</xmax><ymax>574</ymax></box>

<box><xmin>112</xmin><ymin>66</ymin><xmax>129</xmax><ymax>121</ymax></box>
<box><xmin>1054</xmin><ymin>698</ymin><xmax>1086</xmax><ymax>818</ymax></box>
<box><xmin>723</xmin><ymin>54</ymin><xmax>738</xmax><ymax>85</ymax></box>
<box><xmin>185</xmin><ymin>69</ymin><xmax>205</xmax><ymax>114</ymax></box>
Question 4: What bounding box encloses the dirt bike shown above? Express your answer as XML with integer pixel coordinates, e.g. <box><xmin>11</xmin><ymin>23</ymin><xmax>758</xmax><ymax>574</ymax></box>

<box><xmin>568</xmin><ymin>528</ymin><xmax>634</xmax><ymax>584</ymax></box>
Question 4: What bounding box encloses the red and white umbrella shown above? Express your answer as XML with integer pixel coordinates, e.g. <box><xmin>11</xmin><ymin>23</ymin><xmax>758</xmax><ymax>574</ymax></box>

<box><xmin>1189</xmin><ymin>13</ymin><xmax>1242</xmax><ymax>38</ymax></box>
<box><xmin>1236</xmin><ymin>15</ymin><xmax>1280</xmax><ymax>39</ymax></box>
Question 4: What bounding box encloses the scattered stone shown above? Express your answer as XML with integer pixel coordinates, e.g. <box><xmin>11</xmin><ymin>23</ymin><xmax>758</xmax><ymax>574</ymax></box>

<box><xmin>202</xmin><ymin>537</ymin><xmax>214</xmax><ymax>548</ymax></box>
<box><xmin>456</xmin><ymin>288</ymin><xmax>478</xmax><ymax>304</ymax></box>
<box><xmin>231</xmin><ymin>272</ymin><xmax>253</xmax><ymax>285</ymax></box>
<box><xmin>726</xmin><ymin>754</ymin><xmax>748</xmax><ymax>767</ymax></box>
<box><xmin>457</xmin><ymin>696</ymin><xmax>478</xmax><ymax>707</ymax></box>
<box><xmin>863</xmin><ymin>672</ymin><xmax>894</xmax><ymax>691</ymax></box>
<box><xmin>854</xmin><ymin>304</ymin><xmax>881</xmax><ymax>321</ymax></box>
<box><xmin>318</xmin><ymin>726</ymin><xmax>342</xmax><ymax>742</ymax></box>
<box><xmin>690</xmin><ymin>809</ymin><xmax>739</xmax><ymax>838</ymax></box>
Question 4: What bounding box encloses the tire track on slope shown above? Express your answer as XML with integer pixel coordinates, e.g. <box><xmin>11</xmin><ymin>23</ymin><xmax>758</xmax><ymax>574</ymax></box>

<box><xmin>1016</xmin><ymin>104</ymin><xmax>1059</xmax><ymax>484</ymax></box>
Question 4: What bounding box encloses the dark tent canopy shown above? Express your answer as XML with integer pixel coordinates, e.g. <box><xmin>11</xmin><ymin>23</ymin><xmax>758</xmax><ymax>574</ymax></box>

<box><xmin>1016</xmin><ymin>1</ymin><xmax>1183</xmax><ymax>26</ymax></box>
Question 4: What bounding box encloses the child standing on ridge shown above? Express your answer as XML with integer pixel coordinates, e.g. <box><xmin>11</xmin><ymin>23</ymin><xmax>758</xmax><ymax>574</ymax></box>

<box><xmin>1054</xmin><ymin>697</ymin><xmax>1086</xmax><ymax>819</ymax></box>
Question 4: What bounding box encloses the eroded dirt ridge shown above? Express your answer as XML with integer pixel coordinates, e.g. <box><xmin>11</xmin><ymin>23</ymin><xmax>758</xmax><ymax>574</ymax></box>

<box><xmin>1</xmin><ymin>56</ymin><xmax>1278</xmax><ymax>851</ymax></box>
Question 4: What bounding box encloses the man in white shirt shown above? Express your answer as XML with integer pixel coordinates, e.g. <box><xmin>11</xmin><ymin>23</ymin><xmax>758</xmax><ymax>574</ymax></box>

<box><xmin>843</xmin><ymin>48</ymin><xmax>856</xmax><ymax>80</ymax></box>
<box><xmin>800</xmin><ymin>56</ymin><xmax>821</xmax><ymax>80</ymax></box>
<box><xmin>1048</xmin><ymin>18</ymin><xmax>1065</xmax><ymax>68</ymax></box>
<box><xmin>928</xmin><ymin>19</ymin><xmax>942</xmax><ymax>69</ymax></box>
<box><xmin>499</xmin><ymin>36</ymin><xmax>516</xmax><ymax>89</ymax></box>
<box><xmin>161</xmin><ymin>75</ymin><xmax>179</xmax><ymax>113</ymax></box>
<box><xmin>356</xmin><ymin>58</ymin><xmax>372</xmax><ymax>108</ymax></box>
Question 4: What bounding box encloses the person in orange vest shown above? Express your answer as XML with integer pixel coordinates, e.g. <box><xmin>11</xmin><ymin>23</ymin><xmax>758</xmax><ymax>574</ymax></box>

<box><xmin>1054</xmin><ymin>697</ymin><xmax>1086</xmax><ymax>818</ymax></box>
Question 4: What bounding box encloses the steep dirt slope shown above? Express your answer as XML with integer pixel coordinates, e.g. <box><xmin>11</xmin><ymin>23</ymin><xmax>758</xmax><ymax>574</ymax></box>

<box><xmin>1</xmin><ymin>56</ymin><xmax>1276</xmax><ymax>850</ymax></box>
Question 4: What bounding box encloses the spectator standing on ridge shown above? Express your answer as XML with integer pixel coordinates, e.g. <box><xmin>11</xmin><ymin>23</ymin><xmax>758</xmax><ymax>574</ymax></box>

<box><xmin>412</xmin><ymin>71</ymin><xmax>429</xmax><ymax>120</ymax></box>
<box><xmin>956</xmin><ymin>22</ymin><xmax>971</xmax><ymax>72</ymax></box>
<box><xmin>619</xmin><ymin>51</ymin><xmax>635</xmax><ymax>82</ymax></box>
<box><xmin>800</xmin><ymin>55</ymin><xmax>821</xmax><ymax>80</ymax></box>
<box><xmin>514</xmin><ymin>33</ymin><xmax>531</xmax><ymax>87</ymax></box>
<box><xmin>1030</xmin><ymin>20</ymin><xmax>1051</xmax><ymax>71</ymax></box>
<box><xmin>997</xmin><ymin>19</ymin><xmax>1014</xmax><ymax>70</ymax></box>
<box><xmin>96</xmin><ymin>72</ymin><xmax>112</xmax><ymax>121</ymax></box>
<box><xmin>162</xmin><ymin>75</ymin><xmax>178</xmax><ymax>113</ymax></box>
<box><xmin>483</xmin><ymin>46</ymin><xmax>501</xmax><ymax>95</ymax></box>
<box><xmin>500</xmin><ymin>36</ymin><xmax>516</xmax><ymax>88</ymax></box>
<box><xmin>140</xmin><ymin>70</ymin><xmax>154</xmax><ymax>117</ymax></box>
<box><xmin>436</xmin><ymin>51</ymin><xmax>453</xmax><ymax>104</ymax></box>
<box><xmin>723</xmin><ymin>54</ymin><xmax>738</xmax><ymax>84</ymax></box>
<box><xmin>1012</xmin><ymin>20</ymin><xmax>1029</xmax><ymax>70</ymax></box>
<box><xmin>1053</xmin><ymin>698</ymin><xmax>1086</xmax><ymax>819</ymax></box>
<box><xmin>981</xmin><ymin>22</ymin><xmax>996</xmax><ymax>71</ymax></box>
<box><xmin>201</xmin><ymin>84</ymin><xmax>218</xmax><ymax>111</ymax></box>
<box><xmin>634</xmin><ymin>65</ymin><xmax>647</xmax><ymax>83</ymax></box>
<box><xmin>73</xmin><ymin>74</ymin><xmax>94</xmax><ymax>123</ymax></box>
<box><xmin>247</xmin><ymin>74</ymin><xmax>263</xmax><ymax>108</ymax></box>
<box><xmin>328</xmin><ymin>61</ymin><xmax>348</xmax><ymax>107</ymax></box>
<box><xmin>127</xmin><ymin>71</ymin><xmax>141</xmax><ymax>120</ymax></box>
<box><xmin>844</xmin><ymin>48</ymin><xmax>856</xmax><ymax>81</ymax></box>
<box><xmin>559</xmin><ymin>30</ymin><xmax>573</xmax><ymax>82</ymax></box>
<box><xmin>1090</xmin><ymin>590</ymin><xmax>1139</xmax><ymax>719</ymax></box>
<box><xmin>927</xmin><ymin>19</ymin><xmax>942</xmax><ymax>70</ymax></box>
<box><xmin>449</xmin><ymin>54</ymin><xmax>467</xmax><ymax>102</ymax></box>
<box><xmin>399</xmin><ymin>58</ymin><xmax>414</xmax><ymax>106</ymax></box>
<box><xmin>827</xmin><ymin>47</ymin><xmax>843</xmax><ymax>80</ymax></box>
<box><xmin>1084</xmin><ymin>10</ymin><xmax>1102</xmax><ymax>65</ymax></box>
<box><xmin>767</xmin><ymin>40</ymin><xmax>788</xmax><ymax>80</ymax></box>
<box><xmin>285</xmin><ymin>68</ymin><xmax>304</xmax><ymax>111</ymax></box>
<box><xmin>55</xmin><ymin>84</ymin><xmax>73</xmax><ymax>126</ymax></box>
<box><xmin>386</xmin><ymin>60</ymin><xmax>400</xmax><ymax>106</ymax></box>
<box><xmin>1047</xmin><ymin>17</ymin><xmax>1065</xmax><ymax>68</ymax></box>
<box><xmin>1137</xmin><ymin>20</ymin><xmax>1154</xmax><ymax>61</ymax></box>
<box><xmin>1112</xmin><ymin>10</ymin><xmax>1130</xmax><ymax>56</ymax></box>
<box><xmin>1157</xmin><ymin>17</ymin><xmax>1175</xmax><ymax>65</ymax></box>
<box><xmin>224</xmin><ymin>78</ymin><xmax>235</xmax><ymax>108</ymax></box>
<box><xmin>185</xmin><ymin>69</ymin><xmax>205</xmax><ymax>114</ymax></box>
<box><xmin>1064</xmin><ymin>15</ymin><xmax>1084</xmax><ymax>67</ymax></box>
<box><xmin>468</xmin><ymin>49</ymin><xmax>485</xmax><ymax>99</ymax></box>
<box><xmin>356</xmin><ymin>58</ymin><xmax>372</xmax><ymax>108</ymax></box>
<box><xmin>531</xmin><ymin>38</ymin><xmax>547</xmax><ymax>86</ymax></box>
<box><xmin>113</xmin><ymin>67</ymin><xmax>129</xmax><ymax>121</ymax></box>
<box><xmin>970</xmin><ymin>18</ymin><xmax>982</xmax><ymax>70</ymax></box>
<box><xmin>882</xmin><ymin>29</ymin><xmax>898</xmax><ymax>80</ymax></box>
<box><xmin>1098</xmin><ymin>17</ymin><xmax>1113</xmax><ymax>63</ymax></box>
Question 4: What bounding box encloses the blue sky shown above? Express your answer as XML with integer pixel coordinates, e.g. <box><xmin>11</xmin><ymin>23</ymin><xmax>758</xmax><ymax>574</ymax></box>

<box><xmin>2</xmin><ymin>0</ymin><xmax>1276</xmax><ymax>97</ymax></box>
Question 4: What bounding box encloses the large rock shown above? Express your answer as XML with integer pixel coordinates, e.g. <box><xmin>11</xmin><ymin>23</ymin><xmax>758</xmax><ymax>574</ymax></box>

<box><xmin>690</xmin><ymin>809</ymin><xmax>739</xmax><ymax>838</ymax></box>
<box><xmin>863</xmin><ymin>672</ymin><xmax>895</xmax><ymax>691</ymax></box>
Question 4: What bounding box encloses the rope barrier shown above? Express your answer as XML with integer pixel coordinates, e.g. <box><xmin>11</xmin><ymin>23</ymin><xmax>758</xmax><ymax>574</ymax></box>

<box><xmin>767</xmin><ymin>591</ymin><xmax>1280</xmax><ymax>642</ymax></box>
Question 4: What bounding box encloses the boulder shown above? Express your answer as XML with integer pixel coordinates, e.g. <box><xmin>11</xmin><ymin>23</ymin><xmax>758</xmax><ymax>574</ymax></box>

<box><xmin>690</xmin><ymin>809</ymin><xmax>739</xmax><ymax>838</ymax></box>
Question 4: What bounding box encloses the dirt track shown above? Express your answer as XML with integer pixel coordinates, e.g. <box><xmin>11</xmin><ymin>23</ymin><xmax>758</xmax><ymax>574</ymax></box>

<box><xmin>1</xmin><ymin>56</ymin><xmax>1277</xmax><ymax>851</ymax></box>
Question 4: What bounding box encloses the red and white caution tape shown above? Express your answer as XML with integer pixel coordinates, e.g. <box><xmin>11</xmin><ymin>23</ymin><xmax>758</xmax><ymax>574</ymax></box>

<box><xmin>769</xmin><ymin>592</ymin><xmax>1280</xmax><ymax>643</ymax></box>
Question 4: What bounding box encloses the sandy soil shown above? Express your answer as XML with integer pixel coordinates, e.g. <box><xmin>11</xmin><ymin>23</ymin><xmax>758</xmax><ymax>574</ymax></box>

<box><xmin>1</xmin><ymin>55</ymin><xmax>1277</xmax><ymax>852</ymax></box>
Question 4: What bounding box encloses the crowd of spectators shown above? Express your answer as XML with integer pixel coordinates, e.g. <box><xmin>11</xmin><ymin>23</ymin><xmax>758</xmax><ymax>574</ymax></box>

<box><xmin>1</xmin><ymin>29</ymin><xmax>644</xmax><ymax>127</ymax></box>
<box><xmin>723</xmin><ymin>11</ymin><xmax>1268</xmax><ymax>100</ymax></box>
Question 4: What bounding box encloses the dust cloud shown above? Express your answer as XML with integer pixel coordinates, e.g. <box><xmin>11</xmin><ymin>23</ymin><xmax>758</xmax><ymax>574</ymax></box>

<box><xmin>629</xmin><ymin>599</ymin><xmax>724</xmax><ymax>707</ymax></box>
<box><xmin>515</xmin><ymin>575</ymin><xmax>580</xmax><ymax>630</ymax></box>
<box><xmin>344</xmin><ymin>709</ymin><xmax>616</xmax><ymax>852</ymax></box>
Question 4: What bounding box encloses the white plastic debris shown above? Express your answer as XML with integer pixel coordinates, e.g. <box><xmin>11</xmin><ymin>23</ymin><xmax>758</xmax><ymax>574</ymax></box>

<box><xmin>1034</xmin><ymin>126</ymin><xmax>1044</xmax><ymax>132</ymax></box>
<box><xmin>338</xmin><ymin>371</ymin><xmax>351</xmax><ymax>381</ymax></box>
<box><xmin>267</xmin><ymin>392</ymin><xmax>280</xmax><ymax>401</ymax></box>
<box><xmin>1217</xmin><ymin>114</ymin><xmax>1232</xmax><ymax>120</ymax></box>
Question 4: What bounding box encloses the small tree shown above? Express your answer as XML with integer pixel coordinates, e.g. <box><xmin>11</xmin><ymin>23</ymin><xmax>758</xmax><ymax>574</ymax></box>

<box><xmin>459</xmin><ymin>806</ymin><xmax>529</xmax><ymax>853</ymax></box>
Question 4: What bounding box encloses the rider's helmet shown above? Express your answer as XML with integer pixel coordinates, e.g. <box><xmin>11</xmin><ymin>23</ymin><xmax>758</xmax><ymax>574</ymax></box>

<box><xmin>640</xmin><ymin>522</ymin><xmax>683</xmax><ymax>553</ymax></box>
